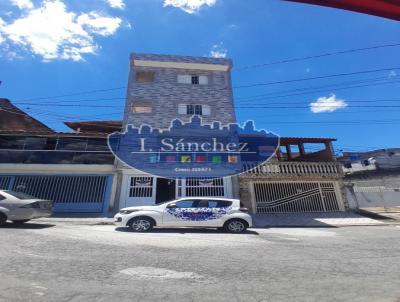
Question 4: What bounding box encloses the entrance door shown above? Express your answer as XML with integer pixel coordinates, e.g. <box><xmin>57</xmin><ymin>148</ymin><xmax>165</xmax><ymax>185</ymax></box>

<box><xmin>125</xmin><ymin>176</ymin><xmax>155</xmax><ymax>207</ymax></box>
<box><xmin>156</xmin><ymin>178</ymin><xmax>176</xmax><ymax>204</ymax></box>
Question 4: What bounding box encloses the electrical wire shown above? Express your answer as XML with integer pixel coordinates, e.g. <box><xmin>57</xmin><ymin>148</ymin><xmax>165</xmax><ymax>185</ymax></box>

<box><xmin>237</xmin><ymin>42</ymin><xmax>400</xmax><ymax>70</ymax></box>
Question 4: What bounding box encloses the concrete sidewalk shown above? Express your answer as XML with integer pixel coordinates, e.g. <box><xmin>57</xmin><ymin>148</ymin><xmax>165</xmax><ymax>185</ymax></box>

<box><xmin>252</xmin><ymin>212</ymin><xmax>385</xmax><ymax>227</ymax></box>
<box><xmin>35</xmin><ymin>211</ymin><xmax>386</xmax><ymax>227</ymax></box>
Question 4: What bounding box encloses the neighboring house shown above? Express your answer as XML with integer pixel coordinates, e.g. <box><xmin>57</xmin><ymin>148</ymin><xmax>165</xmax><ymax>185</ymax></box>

<box><xmin>239</xmin><ymin>137</ymin><xmax>345</xmax><ymax>213</ymax></box>
<box><xmin>338</xmin><ymin>149</ymin><xmax>400</xmax><ymax>210</ymax></box>
<box><xmin>0</xmin><ymin>98</ymin><xmax>53</xmax><ymax>133</ymax></box>
<box><xmin>0</xmin><ymin>105</ymin><xmax>117</xmax><ymax>215</ymax></box>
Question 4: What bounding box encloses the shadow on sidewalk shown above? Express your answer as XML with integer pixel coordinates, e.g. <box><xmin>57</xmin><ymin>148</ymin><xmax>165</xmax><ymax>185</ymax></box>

<box><xmin>1</xmin><ymin>222</ymin><xmax>55</xmax><ymax>229</ymax></box>
<box><xmin>114</xmin><ymin>227</ymin><xmax>259</xmax><ymax>235</ymax></box>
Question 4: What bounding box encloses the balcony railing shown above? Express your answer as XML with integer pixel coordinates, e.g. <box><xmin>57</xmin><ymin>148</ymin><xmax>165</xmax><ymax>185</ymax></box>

<box><xmin>0</xmin><ymin>150</ymin><xmax>114</xmax><ymax>165</ymax></box>
<box><xmin>243</xmin><ymin>161</ymin><xmax>342</xmax><ymax>177</ymax></box>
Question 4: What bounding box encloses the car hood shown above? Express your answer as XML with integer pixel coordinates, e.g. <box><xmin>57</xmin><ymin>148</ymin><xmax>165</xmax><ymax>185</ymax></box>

<box><xmin>5</xmin><ymin>198</ymin><xmax>51</xmax><ymax>205</ymax></box>
<box><xmin>120</xmin><ymin>205</ymin><xmax>162</xmax><ymax>212</ymax></box>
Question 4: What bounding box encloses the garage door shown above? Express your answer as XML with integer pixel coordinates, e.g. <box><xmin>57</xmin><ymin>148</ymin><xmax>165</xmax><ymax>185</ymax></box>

<box><xmin>0</xmin><ymin>175</ymin><xmax>112</xmax><ymax>213</ymax></box>
<box><xmin>253</xmin><ymin>181</ymin><xmax>343</xmax><ymax>213</ymax></box>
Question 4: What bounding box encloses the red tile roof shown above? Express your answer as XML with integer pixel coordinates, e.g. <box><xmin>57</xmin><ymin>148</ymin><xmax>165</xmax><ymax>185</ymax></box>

<box><xmin>0</xmin><ymin>98</ymin><xmax>53</xmax><ymax>133</ymax></box>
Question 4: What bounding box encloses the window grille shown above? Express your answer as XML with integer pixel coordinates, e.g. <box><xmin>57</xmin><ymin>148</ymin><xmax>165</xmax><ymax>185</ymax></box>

<box><xmin>129</xmin><ymin>177</ymin><xmax>153</xmax><ymax>197</ymax></box>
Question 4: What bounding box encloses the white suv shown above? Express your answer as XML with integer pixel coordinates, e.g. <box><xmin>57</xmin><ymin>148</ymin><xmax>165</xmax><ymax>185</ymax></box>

<box><xmin>114</xmin><ymin>198</ymin><xmax>252</xmax><ymax>233</ymax></box>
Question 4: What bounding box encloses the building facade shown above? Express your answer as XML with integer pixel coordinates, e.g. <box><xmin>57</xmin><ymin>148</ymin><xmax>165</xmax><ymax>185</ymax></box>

<box><xmin>116</xmin><ymin>53</ymin><xmax>239</xmax><ymax>210</ymax></box>
<box><xmin>338</xmin><ymin>149</ymin><xmax>400</xmax><ymax>210</ymax></box>
<box><xmin>239</xmin><ymin>137</ymin><xmax>346</xmax><ymax>213</ymax></box>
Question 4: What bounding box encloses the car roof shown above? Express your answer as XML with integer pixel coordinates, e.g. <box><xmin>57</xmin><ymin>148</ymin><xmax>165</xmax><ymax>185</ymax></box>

<box><xmin>177</xmin><ymin>197</ymin><xmax>239</xmax><ymax>201</ymax></box>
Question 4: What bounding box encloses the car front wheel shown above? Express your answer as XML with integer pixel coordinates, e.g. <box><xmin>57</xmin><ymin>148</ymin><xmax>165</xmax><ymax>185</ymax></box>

<box><xmin>128</xmin><ymin>217</ymin><xmax>154</xmax><ymax>232</ymax></box>
<box><xmin>224</xmin><ymin>219</ymin><xmax>248</xmax><ymax>233</ymax></box>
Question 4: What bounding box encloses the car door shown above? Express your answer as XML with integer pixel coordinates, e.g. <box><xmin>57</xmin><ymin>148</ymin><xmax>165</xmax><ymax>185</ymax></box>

<box><xmin>162</xmin><ymin>199</ymin><xmax>206</xmax><ymax>227</ymax></box>
<box><xmin>162</xmin><ymin>199</ymin><xmax>231</xmax><ymax>227</ymax></box>
<box><xmin>0</xmin><ymin>192</ymin><xmax>23</xmax><ymax>219</ymax></box>
<box><xmin>205</xmin><ymin>199</ymin><xmax>233</xmax><ymax>227</ymax></box>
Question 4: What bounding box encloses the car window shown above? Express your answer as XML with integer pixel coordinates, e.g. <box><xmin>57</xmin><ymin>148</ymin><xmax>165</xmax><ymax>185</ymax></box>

<box><xmin>197</xmin><ymin>200</ymin><xmax>208</xmax><ymax>208</ymax></box>
<box><xmin>0</xmin><ymin>194</ymin><xmax>6</xmax><ymax>201</ymax></box>
<box><xmin>208</xmin><ymin>200</ymin><xmax>232</xmax><ymax>208</ymax></box>
<box><xmin>175</xmin><ymin>200</ymin><xmax>196</xmax><ymax>208</ymax></box>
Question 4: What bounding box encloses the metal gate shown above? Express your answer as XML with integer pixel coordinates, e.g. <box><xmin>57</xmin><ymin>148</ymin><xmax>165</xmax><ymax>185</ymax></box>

<box><xmin>177</xmin><ymin>177</ymin><xmax>226</xmax><ymax>197</ymax></box>
<box><xmin>253</xmin><ymin>181</ymin><xmax>343</xmax><ymax>213</ymax></box>
<box><xmin>0</xmin><ymin>175</ymin><xmax>112</xmax><ymax>213</ymax></box>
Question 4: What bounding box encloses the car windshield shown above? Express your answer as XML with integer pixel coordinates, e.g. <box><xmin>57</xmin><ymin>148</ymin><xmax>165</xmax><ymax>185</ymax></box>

<box><xmin>157</xmin><ymin>199</ymin><xmax>176</xmax><ymax>205</ymax></box>
<box><xmin>4</xmin><ymin>190</ymin><xmax>37</xmax><ymax>200</ymax></box>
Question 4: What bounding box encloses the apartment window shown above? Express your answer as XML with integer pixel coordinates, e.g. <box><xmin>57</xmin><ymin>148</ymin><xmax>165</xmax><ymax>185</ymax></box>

<box><xmin>178</xmin><ymin>104</ymin><xmax>210</xmax><ymax>116</ymax></box>
<box><xmin>136</xmin><ymin>71</ymin><xmax>155</xmax><ymax>83</ymax></box>
<box><xmin>191</xmin><ymin>76</ymin><xmax>199</xmax><ymax>85</ymax></box>
<box><xmin>187</xmin><ymin>104</ymin><xmax>202</xmax><ymax>115</ymax></box>
<box><xmin>132</xmin><ymin>102</ymin><xmax>153</xmax><ymax>113</ymax></box>
<box><xmin>178</xmin><ymin>75</ymin><xmax>208</xmax><ymax>85</ymax></box>
<box><xmin>129</xmin><ymin>177</ymin><xmax>153</xmax><ymax>197</ymax></box>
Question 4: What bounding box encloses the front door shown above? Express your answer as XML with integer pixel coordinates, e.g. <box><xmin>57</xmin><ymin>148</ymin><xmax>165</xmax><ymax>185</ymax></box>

<box><xmin>155</xmin><ymin>178</ymin><xmax>176</xmax><ymax>204</ymax></box>
<box><xmin>124</xmin><ymin>176</ymin><xmax>155</xmax><ymax>207</ymax></box>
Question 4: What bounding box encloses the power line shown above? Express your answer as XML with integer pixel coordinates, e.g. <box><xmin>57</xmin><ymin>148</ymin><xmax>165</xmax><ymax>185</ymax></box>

<box><xmin>0</xmin><ymin>108</ymin><xmax>29</xmax><ymax>116</ymax></box>
<box><xmin>15</xmin><ymin>103</ymin><xmax>400</xmax><ymax>109</ymax></box>
<box><xmin>234</xmin><ymin>105</ymin><xmax>400</xmax><ymax>109</ymax></box>
<box><xmin>251</xmin><ymin>119</ymin><xmax>400</xmax><ymax>124</ymax></box>
<box><xmin>235</xmin><ymin>81</ymin><xmax>400</xmax><ymax>104</ymax></box>
<box><xmin>234</xmin><ymin>76</ymin><xmax>397</xmax><ymax>101</ymax></box>
<box><xmin>13</xmin><ymin>87</ymin><xmax>127</xmax><ymax>103</ymax></box>
<box><xmin>234</xmin><ymin>67</ymin><xmax>400</xmax><ymax>89</ymax></box>
<box><xmin>237</xmin><ymin>42</ymin><xmax>400</xmax><ymax>70</ymax></box>
<box><xmin>9</xmin><ymin>65</ymin><xmax>400</xmax><ymax>104</ymax></box>
<box><xmin>15</xmin><ymin>76</ymin><xmax>394</xmax><ymax>105</ymax></box>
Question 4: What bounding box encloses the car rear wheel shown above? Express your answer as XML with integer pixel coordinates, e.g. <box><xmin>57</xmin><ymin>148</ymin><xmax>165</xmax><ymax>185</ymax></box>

<box><xmin>128</xmin><ymin>217</ymin><xmax>154</xmax><ymax>232</ymax></box>
<box><xmin>12</xmin><ymin>220</ymin><xmax>30</xmax><ymax>225</ymax></box>
<box><xmin>0</xmin><ymin>213</ymin><xmax>7</xmax><ymax>227</ymax></box>
<box><xmin>224</xmin><ymin>219</ymin><xmax>248</xmax><ymax>233</ymax></box>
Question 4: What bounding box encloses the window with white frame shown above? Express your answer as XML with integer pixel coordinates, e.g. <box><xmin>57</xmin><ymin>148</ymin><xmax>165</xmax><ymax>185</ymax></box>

<box><xmin>178</xmin><ymin>75</ymin><xmax>208</xmax><ymax>85</ymax></box>
<box><xmin>178</xmin><ymin>104</ymin><xmax>210</xmax><ymax>116</ymax></box>
<box><xmin>129</xmin><ymin>177</ymin><xmax>153</xmax><ymax>197</ymax></box>
<box><xmin>136</xmin><ymin>71</ymin><xmax>155</xmax><ymax>83</ymax></box>
<box><xmin>132</xmin><ymin>102</ymin><xmax>153</xmax><ymax>113</ymax></box>
<box><xmin>177</xmin><ymin>178</ymin><xmax>225</xmax><ymax>197</ymax></box>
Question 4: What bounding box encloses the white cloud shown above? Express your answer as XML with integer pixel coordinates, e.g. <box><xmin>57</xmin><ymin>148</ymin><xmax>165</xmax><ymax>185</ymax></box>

<box><xmin>388</xmin><ymin>70</ymin><xmax>397</xmax><ymax>78</ymax></box>
<box><xmin>310</xmin><ymin>95</ymin><xmax>348</xmax><ymax>113</ymax></box>
<box><xmin>78</xmin><ymin>12</ymin><xmax>122</xmax><ymax>36</ymax></box>
<box><xmin>163</xmin><ymin>0</ymin><xmax>216</xmax><ymax>14</ymax></box>
<box><xmin>10</xmin><ymin>0</ymin><xmax>34</xmax><ymax>10</ymax></box>
<box><xmin>209</xmin><ymin>42</ymin><xmax>227</xmax><ymax>58</ymax></box>
<box><xmin>0</xmin><ymin>0</ymin><xmax>123</xmax><ymax>61</ymax></box>
<box><xmin>105</xmin><ymin>0</ymin><xmax>125</xmax><ymax>10</ymax></box>
<box><xmin>0</xmin><ymin>18</ymin><xmax>5</xmax><ymax>44</ymax></box>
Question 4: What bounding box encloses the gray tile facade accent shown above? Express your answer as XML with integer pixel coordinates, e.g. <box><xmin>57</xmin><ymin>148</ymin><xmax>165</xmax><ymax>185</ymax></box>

<box><xmin>123</xmin><ymin>53</ymin><xmax>236</xmax><ymax>129</ymax></box>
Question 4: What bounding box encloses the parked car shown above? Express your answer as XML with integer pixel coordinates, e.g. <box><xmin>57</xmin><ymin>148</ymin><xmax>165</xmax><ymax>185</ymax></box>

<box><xmin>114</xmin><ymin>197</ymin><xmax>252</xmax><ymax>233</ymax></box>
<box><xmin>0</xmin><ymin>190</ymin><xmax>53</xmax><ymax>226</ymax></box>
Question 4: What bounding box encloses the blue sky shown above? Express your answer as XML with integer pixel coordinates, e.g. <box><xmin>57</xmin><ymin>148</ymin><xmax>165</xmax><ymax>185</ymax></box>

<box><xmin>0</xmin><ymin>0</ymin><xmax>399</xmax><ymax>153</ymax></box>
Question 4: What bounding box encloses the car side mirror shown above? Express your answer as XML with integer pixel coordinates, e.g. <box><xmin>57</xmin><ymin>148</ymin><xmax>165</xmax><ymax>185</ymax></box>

<box><xmin>167</xmin><ymin>203</ymin><xmax>177</xmax><ymax>209</ymax></box>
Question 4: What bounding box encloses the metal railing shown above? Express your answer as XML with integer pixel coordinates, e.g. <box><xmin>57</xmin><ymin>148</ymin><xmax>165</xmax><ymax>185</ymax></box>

<box><xmin>244</xmin><ymin>161</ymin><xmax>342</xmax><ymax>177</ymax></box>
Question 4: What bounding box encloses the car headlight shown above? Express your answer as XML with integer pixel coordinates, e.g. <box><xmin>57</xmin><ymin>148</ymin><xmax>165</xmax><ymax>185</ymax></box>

<box><xmin>119</xmin><ymin>209</ymin><xmax>140</xmax><ymax>215</ymax></box>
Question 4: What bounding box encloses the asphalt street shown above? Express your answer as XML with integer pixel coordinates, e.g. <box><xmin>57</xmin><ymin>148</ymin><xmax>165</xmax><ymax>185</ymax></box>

<box><xmin>1</xmin><ymin>222</ymin><xmax>400</xmax><ymax>302</ymax></box>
